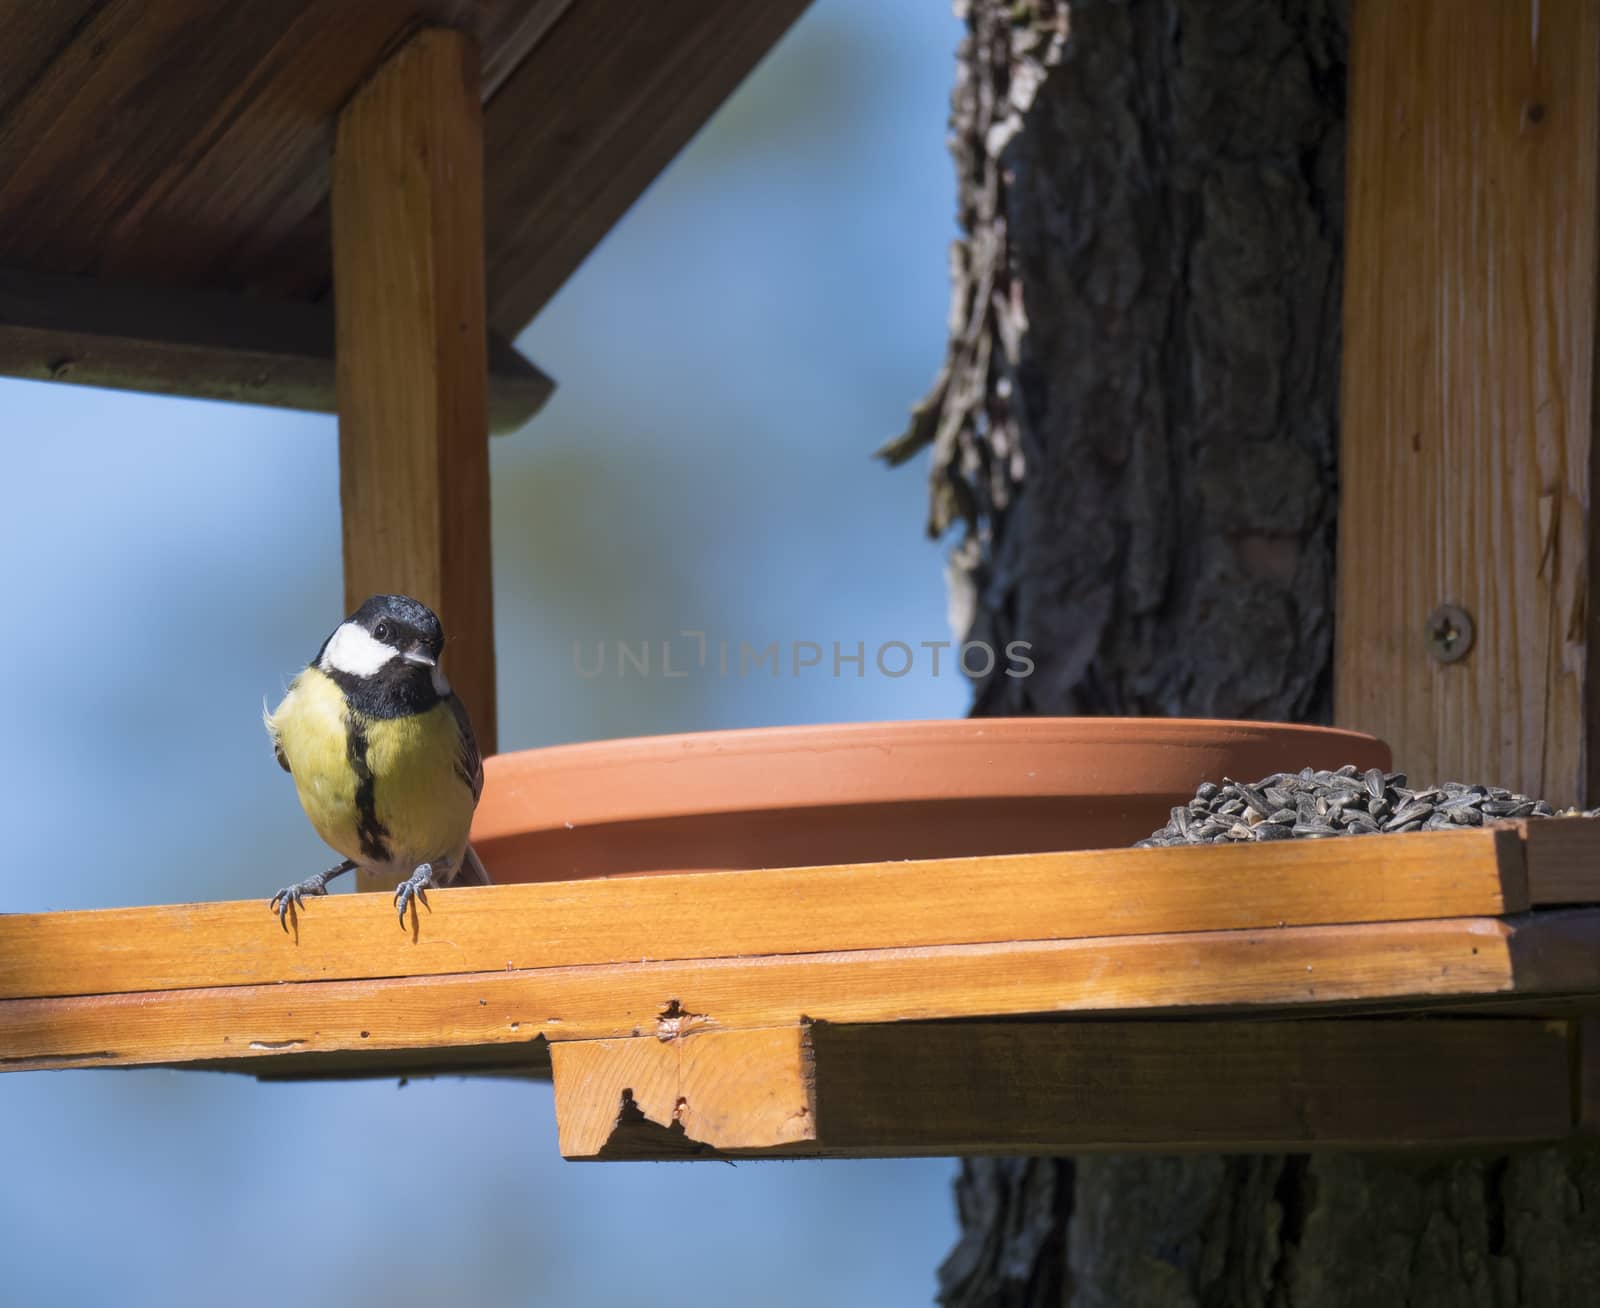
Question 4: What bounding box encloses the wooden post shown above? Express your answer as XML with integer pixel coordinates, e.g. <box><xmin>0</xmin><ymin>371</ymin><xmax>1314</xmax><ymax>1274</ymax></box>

<box><xmin>332</xmin><ymin>28</ymin><xmax>497</xmax><ymax>893</ymax></box>
<box><xmin>1336</xmin><ymin>0</ymin><xmax>1600</xmax><ymax>807</ymax></box>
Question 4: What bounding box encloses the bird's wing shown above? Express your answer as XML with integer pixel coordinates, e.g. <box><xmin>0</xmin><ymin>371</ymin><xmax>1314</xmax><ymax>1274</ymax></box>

<box><xmin>449</xmin><ymin>692</ymin><xmax>484</xmax><ymax>804</ymax></box>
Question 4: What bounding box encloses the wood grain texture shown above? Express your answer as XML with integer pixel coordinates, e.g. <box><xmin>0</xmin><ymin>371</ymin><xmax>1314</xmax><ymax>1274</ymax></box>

<box><xmin>0</xmin><ymin>0</ymin><xmax>801</xmax><ymax>341</ymax></box>
<box><xmin>482</xmin><ymin>0</ymin><xmax>812</xmax><ymax>332</ymax></box>
<box><xmin>809</xmin><ymin>1019</ymin><xmax>1574</xmax><ymax>1154</ymax></box>
<box><xmin>213</xmin><ymin>0</ymin><xmax>575</xmax><ymax>302</ymax></box>
<box><xmin>0</xmin><ymin>266</ymin><xmax>552</xmax><ymax>431</ymax></box>
<box><xmin>0</xmin><ymin>828</ymin><xmax>1539</xmax><ymax>1001</ymax></box>
<box><xmin>9</xmin><ymin>912</ymin><xmax>1594</xmax><ymax>1074</ymax></box>
<box><xmin>554</xmin><ymin>1019</ymin><xmax>1574</xmax><ymax>1159</ymax></box>
<box><xmin>333</xmin><ymin>26</ymin><xmax>497</xmax><ymax>790</ymax></box>
<box><xmin>552</xmin><ymin>1027</ymin><xmax>817</xmax><ymax>1158</ymax></box>
<box><xmin>0</xmin><ymin>0</ymin><xmax>280</xmax><ymax>277</ymax></box>
<box><xmin>212</xmin><ymin>0</ymin><xmax>575</xmax><ymax>297</ymax></box>
<box><xmin>0</xmin><ymin>1</ymin><xmax>567</xmax><ymax>296</ymax></box>
<box><xmin>1515</xmin><ymin>815</ymin><xmax>1600</xmax><ymax>904</ymax></box>
<box><xmin>0</xmin><ymin>0</ymin><xmax>104</xmax><ymax>129</ymax></box>
<box><xmin>1337</xmin><ymin>0</ymin><xmax>1600</xmax><ymax>807</ymax></box>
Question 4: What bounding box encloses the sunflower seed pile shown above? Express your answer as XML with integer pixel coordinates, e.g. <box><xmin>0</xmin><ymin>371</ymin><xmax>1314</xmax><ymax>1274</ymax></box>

<box><xmin>1136</xmin><ymin>764</ymin><xmax>1600</xmax><ymax>848</ymax></box>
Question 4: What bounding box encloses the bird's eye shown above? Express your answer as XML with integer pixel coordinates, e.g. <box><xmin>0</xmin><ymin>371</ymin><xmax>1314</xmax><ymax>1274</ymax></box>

<box><xmin>374</xmin><ymin>622</ymin><xmax>391</xmax><ymax>643</ymax></box>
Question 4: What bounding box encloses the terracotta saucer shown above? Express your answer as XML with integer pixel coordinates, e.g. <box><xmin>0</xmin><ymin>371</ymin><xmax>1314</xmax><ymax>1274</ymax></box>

<box><xmin>469</xmin><ymin>718</ymin><xmax>1391</xmax><ymax>884</ymax></box>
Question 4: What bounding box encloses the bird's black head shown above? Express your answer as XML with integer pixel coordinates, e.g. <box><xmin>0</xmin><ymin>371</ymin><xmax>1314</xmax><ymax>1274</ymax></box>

<box><xmin>315</xmin><ymin>595</ymin><xmax>451</xmax><ymax>715</ymax></box>
<box><xmin>350</xmin><ymin>594</ymin><xmax>445</xmax><ymax>664</ymax></box>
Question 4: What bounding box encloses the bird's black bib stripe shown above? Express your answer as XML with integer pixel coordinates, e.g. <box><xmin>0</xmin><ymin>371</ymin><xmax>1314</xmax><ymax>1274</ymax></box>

<box><xmin>321</xmin><ymin>660</ymin><xmax>442</xmax><ymax>719</ymax></box>
<box><xmin>344</xmin><ymin>714</ymin><xmax>393</xmax><ymax>862</ymax></box>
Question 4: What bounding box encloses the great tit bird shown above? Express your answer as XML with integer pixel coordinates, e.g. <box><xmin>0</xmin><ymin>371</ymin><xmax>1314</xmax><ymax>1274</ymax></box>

<box><xmin>266</xmin><ymin>594</ymin><xmax>488</xmax><ymax>927</ymax></box>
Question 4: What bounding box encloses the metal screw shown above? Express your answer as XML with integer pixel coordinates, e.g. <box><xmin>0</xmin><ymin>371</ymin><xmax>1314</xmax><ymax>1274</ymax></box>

<box><xmin>1424</xmin><ymin>604</ymin><xmax>1475</xmax><ymax>664</ymax></box>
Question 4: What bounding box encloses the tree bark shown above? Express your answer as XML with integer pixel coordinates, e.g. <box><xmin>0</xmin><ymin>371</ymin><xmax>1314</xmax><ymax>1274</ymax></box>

<box><xmin>892</xmin><ymin>2</ymin><xmax>1600</xmax><ymax>1304</ymax></box>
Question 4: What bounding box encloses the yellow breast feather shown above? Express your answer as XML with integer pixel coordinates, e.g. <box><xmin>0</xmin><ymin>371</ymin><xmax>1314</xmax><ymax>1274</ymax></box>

<box><xmin>267</xmin><ymin>667</ymin><xmax>476</xmax><ymax>872</ymax></box>
<box><xmin>266</xmin><ymin>667</ymin><xmax>363</xmax><ymax>863</ymax></box>
<box><xmin>362</xmin><ymin>703</ymin><xmax>478</xmax><ymax>866</ymax></box>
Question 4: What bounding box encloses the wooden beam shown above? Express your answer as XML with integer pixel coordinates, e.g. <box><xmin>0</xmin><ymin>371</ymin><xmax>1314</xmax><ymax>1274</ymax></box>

<box><xmin>0</xmin><ymin>267</ymin><xmax>552</xmax><ymax>432</ymax></box>
<box><xmin>333</xmin><ymin>27</ymin><xmax>498</xmax><ymax>803</ymax></box>
<box><xmin>2</xmin><ymin>824</ymin><xmax>1568</xmax><ymax>1002</ymax></box>
<box><xmin>553</xmin><ymin>1027</ymin><xmax>817</xmax><ymax>1158</ymax></box>
<box><xmin>482</xmin><ymin>0</ymin><xmax>812</xmax><ymax>333</ymax></box>
<box><xmin>552</xmin><ymin>1019</ymin><xmax>1574</xmax><ymax>1159</ymax></box>
<box><xmin>10</xmin><ymin>910</ymin><xmax>1600</xmax><ymax>1075</ymax></box>
<box><xmin>1336</xmin><ymin>0</ymin><xmax>1600</xmax><ymax>806</ymax></box>
<box><xmin>1517</xmin><ymin>815</ymin><xmax>1600</xmax><ymax>904</ymax></box>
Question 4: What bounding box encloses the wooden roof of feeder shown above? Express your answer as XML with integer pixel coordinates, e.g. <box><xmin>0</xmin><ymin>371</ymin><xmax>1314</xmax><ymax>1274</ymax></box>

<box><xmin>0</xmin><ymin>0</ymin><xmax>808</xmax><ymax>426</ymax></box>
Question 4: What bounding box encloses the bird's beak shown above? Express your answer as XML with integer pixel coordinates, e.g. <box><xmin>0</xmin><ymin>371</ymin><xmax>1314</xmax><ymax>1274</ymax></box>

<box><xmin>403</xmin><ymin>647</ymin><xmax>437</xmax><ymax>668</ymax></box>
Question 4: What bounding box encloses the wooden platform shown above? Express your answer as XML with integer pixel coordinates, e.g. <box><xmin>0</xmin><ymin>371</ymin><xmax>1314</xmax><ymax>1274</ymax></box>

<box><xmin>5</xmin><ymin>820</ymin><xmax>1600</xmax><ymax>1158</ymax></box>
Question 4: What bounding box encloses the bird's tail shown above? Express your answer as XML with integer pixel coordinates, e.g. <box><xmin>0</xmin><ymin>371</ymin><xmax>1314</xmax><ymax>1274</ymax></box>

<box><xmin>459</xmin><ymin>844</ymin><xmax>492</xmax><ymax>886</ymax></box>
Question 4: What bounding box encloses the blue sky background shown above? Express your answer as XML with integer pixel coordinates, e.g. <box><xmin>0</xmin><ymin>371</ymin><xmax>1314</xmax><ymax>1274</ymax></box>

<box><xmin>0</xmin><ymin>3</ymin><xmax>972</xmax><ymax>1304</ymax></box>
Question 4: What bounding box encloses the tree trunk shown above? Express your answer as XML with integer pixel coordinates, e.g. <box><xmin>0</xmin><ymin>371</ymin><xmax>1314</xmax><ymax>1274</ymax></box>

<box><xmin>890</xmin><ymin>2</ymin><xmax>1600</xmax><ymax>1304</ymax></box>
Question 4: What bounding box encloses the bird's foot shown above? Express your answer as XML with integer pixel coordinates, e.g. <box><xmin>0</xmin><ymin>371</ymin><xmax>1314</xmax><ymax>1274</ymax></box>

<box><xmin>394</xmin><ymin>861</ymin><xmax>444</xmax><ymax>926</ymax></box>
<box><xmin>269</xmin><ymin>859</ymin><xmax>356</xmax><ymax>931</ymax></box>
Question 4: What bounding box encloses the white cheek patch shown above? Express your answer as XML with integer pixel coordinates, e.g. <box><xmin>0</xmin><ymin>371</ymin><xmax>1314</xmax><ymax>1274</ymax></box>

<box><xmin>431</xmin><ymin>664</ymin><xmax>452</xmax><ymax>697</ymax></box>
<box><xmin>320</xmin><ymin>622</ymin><xmax>398</xmax><ymax>677</ymax></box>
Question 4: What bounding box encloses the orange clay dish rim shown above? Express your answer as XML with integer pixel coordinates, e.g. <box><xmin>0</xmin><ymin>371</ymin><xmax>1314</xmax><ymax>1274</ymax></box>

<box><xmin>470</xmin><ymin>717</ymin><xmax>1392</xmax><ymax>839</ymax></box>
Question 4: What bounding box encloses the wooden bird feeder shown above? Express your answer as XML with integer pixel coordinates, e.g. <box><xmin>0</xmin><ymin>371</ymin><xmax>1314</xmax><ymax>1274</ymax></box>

<box><xmin>5</xmin><ymin>0</ymin><xmax>1600</xmax><ymax>1162</ymax></box>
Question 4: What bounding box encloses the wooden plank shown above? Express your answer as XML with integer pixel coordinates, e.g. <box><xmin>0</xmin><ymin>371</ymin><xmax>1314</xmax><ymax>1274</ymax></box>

<box><xmin>236</xmin><ymin>1042</ymin><xmax>552</xmax><ymax>1084</ymax></box>
<box><xmin>1336</xmin><ymin>0</ymin><xmax>1600</xmax><ymax>807</ymax></box>
<box><xmin>1517</xmin><ymin>815</ymin><xmax>1600</xmax><ymax>904</ymax></box>
<box><xmin>0</xmin><ymin>267</ymin><xmax>552</xmax><ymax>432</ymax></box>
<box><xmin>808</xmin><ymin>1019</ymin><xmax>1574</xmax><ymax>1155</ymax></box>
<box><xmin>10</xmin><ymin>913</ymin><xmax>1593</xmax><ymax>1075</ymax></box>
<box><xmin>0</xmin><ymin>1</ymin><xmax>568</xmax><ymax>296</ymax></box>
<box><xmin>332</xmin><ymin>26</ymin><xmax>498</xmax><ymax>785</ymax></box>
<box><xmin>0</xmin><ymin>0</ymin><xmax>802</xmax><ymax>338</ymax></box>
<box><xmin>159</xmin><ymin>1</ymin><xmax>572</xmax><ymax>297</ymax></box>
<box><xmin>0</xmin><ymin>1</ymin><xmax>103</xmax><ymax>128</ymax></box>
<box><xmin>0</xmin><ymin>828</ymin><xmax>1531</xmax><ymax>1002</ymax></box>
<box><xmin>91</xmin><ymin>2</ymin><xmax>437</xmax><ymax>291</ymax></box>
<box><xmin>0</xmin><ymin>0</ymin><xmax>803</xmax><ymax>337</ymax></box>
<box><xmin>0</xmin><ymin>0</ymin><xmax>281</xmax><ymax>276</ymax></box>
<box><xmin>552</xmin><ymin>1027</ymin><xmax>816</xmax><ymax>1158</ymax></box>
<box><xmin>482</xmin><ymin>0</ymin><xmax>812</xmax><ymax>333</ymax></box>
<box><xmin>553</xmin><ymin>1019</ymin><xmax>1573</xmax><ymax>1160</ymax></box>
<box><xmin>202</xmin><ymin>0</ymin><xmax>577</xmax><ymax>301</ymax></box>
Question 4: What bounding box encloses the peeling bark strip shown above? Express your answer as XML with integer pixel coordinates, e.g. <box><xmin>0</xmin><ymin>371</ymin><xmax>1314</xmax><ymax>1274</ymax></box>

<box><xmin>893</xmin><ymin>0</ymin><xmax>1346</xmax><ymax>721</ymax></box>
<box><xmin>903</xmin><ymin>1</ymin><xmax>1600</xmax><ymax>1305</ymax></box>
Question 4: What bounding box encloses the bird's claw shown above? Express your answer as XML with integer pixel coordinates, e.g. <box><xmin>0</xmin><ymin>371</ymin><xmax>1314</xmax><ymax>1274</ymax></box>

<box><xmin>267</xmin><ymin>859</ymin><xmax>354</xmax><ymax>930</ymax></box>
<box><xmin>268</xmin><ymin>869</ymin><xmax>334</xmax><ymax>930</ymax></box>
<box><xmin>394</xmin><ymin>865</ymin><xmax>435</xmax><ymax>926</ymax></box>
